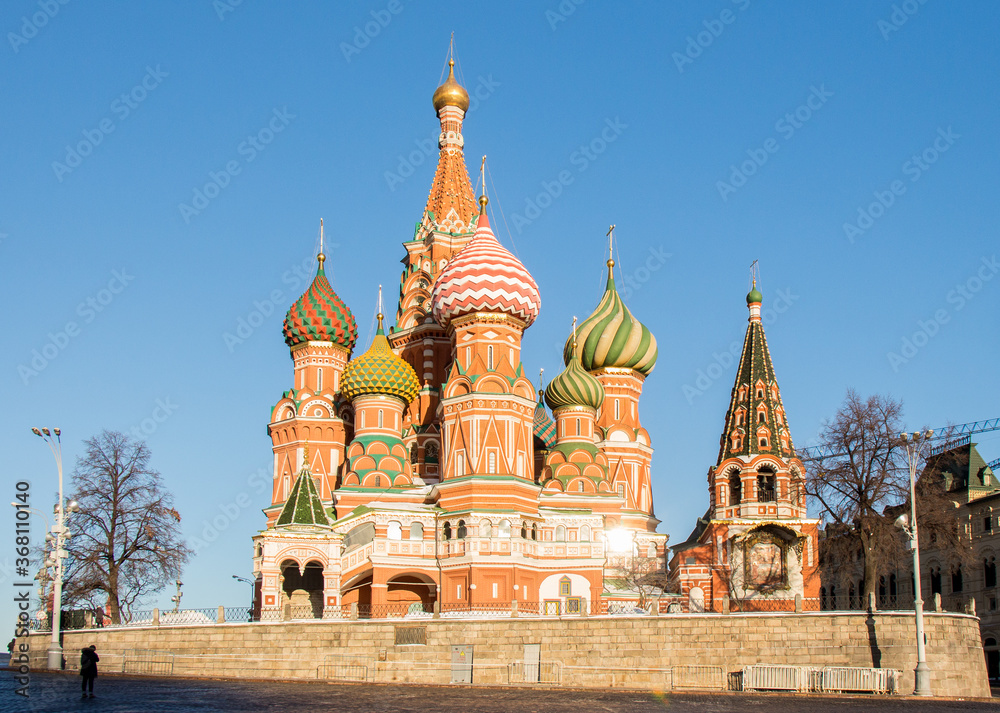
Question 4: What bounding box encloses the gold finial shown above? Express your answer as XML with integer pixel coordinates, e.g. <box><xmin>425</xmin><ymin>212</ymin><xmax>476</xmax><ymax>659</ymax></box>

<box><xmin>571</xmin><ymin>316</ymin><xmax>578</xmax><ymax>350</ymax></box>
<box><xmin>478</xmin><ymin>155</ymin><xmax>488</xmax><ymax>214</ymax></box>
<box><xmin>538</xmin><ymin>367</ymin><xmax>545</xmax><ymax>399</ymax></box>
<box><xmin>376</xmin><ymin>285</ymin><xmax>384</xmax><ymax>327</ymax></box>
<box><xmin>318</xmin><ymin>219</ymin><xmax>326</xmax><ymax>265</ymax></box>
<box><xmin>606</xmin><ymin>224</ymin><xmax>616</xmax><ymax>275</ymax></box>
<box><xmin>433</xmin><ymin>40</ymin><xmax>469</xmax><ymax>113</ymax></box>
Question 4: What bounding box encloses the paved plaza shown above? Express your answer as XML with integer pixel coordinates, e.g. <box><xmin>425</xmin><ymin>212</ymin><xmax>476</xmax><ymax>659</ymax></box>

<box><xmin>1</xmin><ymin>672</ymin><xmax>996</xmax><ymax>713</ymax></box>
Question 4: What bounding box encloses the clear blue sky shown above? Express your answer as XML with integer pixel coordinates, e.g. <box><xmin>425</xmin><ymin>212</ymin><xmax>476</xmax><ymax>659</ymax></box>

<box><xmin>2</xmin><ymin>1</ymin><xmax>999</xmax><ymax>628</ymax></box>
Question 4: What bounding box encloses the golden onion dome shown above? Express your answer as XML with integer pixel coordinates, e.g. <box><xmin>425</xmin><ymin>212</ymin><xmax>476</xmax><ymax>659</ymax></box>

<box><xmin>432</xmin><ymin>60</ymin><xmax>470</xmax><ymax>113</ymax></box>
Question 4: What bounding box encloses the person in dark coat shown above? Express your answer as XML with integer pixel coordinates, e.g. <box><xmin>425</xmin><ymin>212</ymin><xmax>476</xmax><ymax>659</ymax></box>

<box><xmin>80</xmin><ymin>645</ymin><xmax>99</xmax><ymax>698</ymax></box>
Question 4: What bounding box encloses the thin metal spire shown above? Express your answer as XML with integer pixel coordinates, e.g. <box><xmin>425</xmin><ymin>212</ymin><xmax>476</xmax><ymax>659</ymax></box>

<box><xmin>606</xmin><ymin>224</ymin><xmax>616</xmax><ymax>276</ymax></box>
<box><xmin>319</xmin><ymin>218</ymin><xmax>324</xmax><ymax>255</ymax></box>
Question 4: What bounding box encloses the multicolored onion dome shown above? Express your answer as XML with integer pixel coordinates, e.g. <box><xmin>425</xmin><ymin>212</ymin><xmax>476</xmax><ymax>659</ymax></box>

<box><xmin>564</xmin><ymin>261</ymin><xmax>657</xmax><ymax>375</ymax></box>
<box><xmin>341</xmin><ymin>316</ymin><xmax>420</xmax><ymax>404</ymax></box>
<box><xmin>431</xmin><ymin>203</ymin><xmax>541</xmax><ymax>328</ymax></box>
<box><xmin>545</xmin><ymin>349</ymin><xmax>605</xmax><ymax>411</ymax></box>
<box><xmin>432</xmin><ymin>59</ymin><xmax>470</xmax><ymax>113</ymax></box>
<box><xmin>283</xmin><ymin>255</ymin><xmax>358</xmax><ymax>350</ymax></box>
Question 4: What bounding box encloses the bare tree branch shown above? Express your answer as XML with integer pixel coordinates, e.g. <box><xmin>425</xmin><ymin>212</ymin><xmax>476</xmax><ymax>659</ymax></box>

<box><xmin>61</xmin><ymin>430</ymin><xmax>191</xmax><ymax>623</ymax></box>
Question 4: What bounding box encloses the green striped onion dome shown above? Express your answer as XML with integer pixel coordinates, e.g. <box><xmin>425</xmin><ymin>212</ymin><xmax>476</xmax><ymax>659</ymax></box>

<box><xmin>564</xmin><ymin>265</ymin><xmax>657</xmax><ymax>375</ymax></box>
<box><xmin>545</xmin><ymin>351</ymin><xmax>605</xmax><ymax>411</ymax></box>
<box><xmin>283</xmin><ymin>255</ymin><xmax>358</xmax><ymax>350</ymax></box>
<box><xmin>341</xmin><ymin>317</ymin><xmax>420</xmax><ymax>404</ymax></box>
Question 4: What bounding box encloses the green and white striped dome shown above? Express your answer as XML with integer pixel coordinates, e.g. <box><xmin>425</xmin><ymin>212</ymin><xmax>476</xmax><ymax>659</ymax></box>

<box><xmin>564</xmin><ymin>263</ymin><xmax>657</xmax><ymax>375</ymax></box>
<box><xmin>545</xmin><ymin>350</ymin><xmax>605</xmax><ymax>411</ymax></box>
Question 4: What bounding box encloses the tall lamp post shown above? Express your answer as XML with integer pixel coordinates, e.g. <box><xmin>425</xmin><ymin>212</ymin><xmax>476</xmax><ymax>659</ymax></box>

<box><xmin>233</xmin><ymin>575</ymin><xmax>255</xmax><ymax>620</ymax></box>
<box><xmin>895</xmin><ymin>429</ymin><xmax>934</xmax><ymax>697</ymax></box>
<box><xmin>31</xmin><ymin>427</ymin><xmax>78</xmax><ymax>670</ymax></box>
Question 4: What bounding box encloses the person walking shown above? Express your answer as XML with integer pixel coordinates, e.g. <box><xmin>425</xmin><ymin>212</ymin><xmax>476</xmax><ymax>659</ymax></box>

<box><xmin>80</xmin><ymin>645</ymin><xmax>99</xmax><ymax>698</ymax></box>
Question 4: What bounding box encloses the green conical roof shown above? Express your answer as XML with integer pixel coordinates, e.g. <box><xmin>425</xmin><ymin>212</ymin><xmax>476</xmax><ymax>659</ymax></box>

<box><xmin>276</xmin><ymin>461</ymin><xmax>332</xmax><ymax>528</ymax></box>
<box><xmin>717</xmin><ymin>289</ymin><xmax>793</xmax><ymax>464</ymax></box>
<box><xmin>565</xmin><ymin>263</ymin><xmax>657</xmax><ymax>375</ymax></box>
<box><xmin>545</xmin><ymin>349</ymin><xmax>605</xmax><ymax>411</ymax></box>
<box><xmin>341</xmin><ymin>316</ymin><xmax>420</xmax><ymax>404</ymax></box>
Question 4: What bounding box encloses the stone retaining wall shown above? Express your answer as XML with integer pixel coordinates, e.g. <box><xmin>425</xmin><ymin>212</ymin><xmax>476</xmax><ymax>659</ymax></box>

<box><xmin>22</xmin><ymin>611</ymin><xmax>989</xmax><ymax>698</ymax></box>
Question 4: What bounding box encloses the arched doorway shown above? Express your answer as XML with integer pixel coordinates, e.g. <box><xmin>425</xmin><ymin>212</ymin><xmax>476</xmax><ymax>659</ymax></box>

<box><xmin>341</xmin><ymin>572</ymin><xmax>373</xmax><ymax>615</ymax></box>
<box><xmin>386</xmin><ymin>573</ymin><xmax>437</xmax><ymax>616</ymax></box>
<box><xmin>280</xmin><ymin>559</ymin><xmax>324</xmax><ymax>618</ymax></box>
<box><xmin>985</xmin><ymin>636</ymin><xmax>999</xmax><ymax>682</ymax></box>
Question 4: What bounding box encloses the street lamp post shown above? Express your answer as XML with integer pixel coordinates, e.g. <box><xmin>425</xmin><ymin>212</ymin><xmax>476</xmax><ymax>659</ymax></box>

<box><xmin>31</xmin><ymin>427</ymin><xmax>78</xmax><ymax>671</ymax></box>
<box><xmin>233</xmin><ymin>575</ymin><xmax>255</xmax><ymax>619</ymax></box>
<box><xmin>896</xmin><ymin>429</ymin><xmax>934</xmax><ymax>697</ymax></box>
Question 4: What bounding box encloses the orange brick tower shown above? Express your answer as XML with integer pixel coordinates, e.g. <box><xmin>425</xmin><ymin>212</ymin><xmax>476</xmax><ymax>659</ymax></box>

<box><xmin>389</xmin><ymin>58</ymin><xmax>479</xmax><ymax>484</ymax></box>
<box><xmin>670</xmin><ymin>278</ymin><xmax>820</xmax><ymax>612</ymax></box>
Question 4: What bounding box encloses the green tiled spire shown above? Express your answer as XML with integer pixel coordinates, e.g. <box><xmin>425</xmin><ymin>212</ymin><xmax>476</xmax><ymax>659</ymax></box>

<box><xmin>276</xmin><ymin>454</ymin><xmax>332</xmax><ymax>528</ymax></box>
<box><xmin>717</xmin><ymin>284</ymin><xmax>794</xmax><ymax>464</ymax></box>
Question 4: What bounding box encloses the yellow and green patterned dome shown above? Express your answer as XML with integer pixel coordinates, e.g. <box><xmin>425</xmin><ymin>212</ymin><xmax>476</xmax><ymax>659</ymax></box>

<box><xmin>341</xmin><ymin>315</ymin><xmax>420</xmax><ymax>404</ymax></box>
<box><xmin>546</xmin><ymin>348</ymin><xmax>605</xmax><ymax>411</ymax></box>
<box><xmin>564</xmin><ymin>260</ymin><xmax>658</xmax><ymax>375</ymax></box>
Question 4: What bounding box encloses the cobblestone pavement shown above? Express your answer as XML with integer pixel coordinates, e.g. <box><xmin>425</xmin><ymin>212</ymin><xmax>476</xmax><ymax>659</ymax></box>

<box><xmin>1</xmin><ymin>672</ymin><xmax>997</xmax><ymax>713</ymax></box>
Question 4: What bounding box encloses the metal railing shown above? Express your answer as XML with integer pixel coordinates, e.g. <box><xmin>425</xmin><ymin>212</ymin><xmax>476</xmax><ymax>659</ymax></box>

<box><xmin>123</xmin><ymin>649</ymin><xmax>175</xmax><ymax>675</ymax></box>
<box><xmin>822</xmin><ymin>667</ymin><xmax>900</xmax><ymax>694</ymax></box>
<box><xmin>318</xmin><ymin>662</ymin><xmax>368</xmax><ymax>682</ymax></box>
<box><xmin>507</xmin><ymin>661</ymin><xmax>561</xmax><ymax>684</ymax></box>
<box><xmin>672</xmin><ymin>665</ymin><xmax>725</xmax><ymax>690</ymax></box>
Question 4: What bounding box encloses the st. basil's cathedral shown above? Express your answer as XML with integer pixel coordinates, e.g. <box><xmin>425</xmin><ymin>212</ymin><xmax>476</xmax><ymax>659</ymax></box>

<box><xmin>250</xmin><ymin>58</ymin><xmax>820</xmax><ymax>617</ymax></box>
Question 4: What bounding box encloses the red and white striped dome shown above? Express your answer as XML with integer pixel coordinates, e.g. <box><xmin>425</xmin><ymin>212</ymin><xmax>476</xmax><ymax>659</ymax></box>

<box><xmin>431</xmin><ymin>210</ymin><xmax>541</xmax><ymax>328</ymax></box>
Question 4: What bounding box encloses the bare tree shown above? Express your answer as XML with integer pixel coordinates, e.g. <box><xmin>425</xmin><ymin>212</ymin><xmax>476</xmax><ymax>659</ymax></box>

<box><xmin>62</xmin><ymin>431</ymin><xmax>191</xmax><ymax>622</ymax></box>
<box><xmin>607</xmin><ymin>552</ymin><xmax>668</xmax><ymax>610</ymax></box>
<box><xmin>808</xmin><ymin>390</ymin><xmax>970</xmax><ymax>599</ymax></box>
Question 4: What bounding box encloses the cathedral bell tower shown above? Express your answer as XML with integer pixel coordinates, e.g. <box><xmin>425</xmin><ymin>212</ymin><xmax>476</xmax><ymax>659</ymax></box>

<box><xmin>266</xmin><ymin>227</ymin><xmax>357</xmax><ymax>524</ymax></box>
<box><xmin>669</xmin><ymin>277</ymin><xmax>820</xmax><ymax>613</ymax></box>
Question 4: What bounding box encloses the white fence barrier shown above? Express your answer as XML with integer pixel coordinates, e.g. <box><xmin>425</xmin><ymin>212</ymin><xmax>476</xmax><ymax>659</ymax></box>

<box><xmin>822</xmin><ymin>667</ymin><xmax>900</xmax><ymax>694</ymax></box>
<box><xmin>742</xmin><ymin>664</ymin><xmax>810</xmax><ymax>692</ymax></box>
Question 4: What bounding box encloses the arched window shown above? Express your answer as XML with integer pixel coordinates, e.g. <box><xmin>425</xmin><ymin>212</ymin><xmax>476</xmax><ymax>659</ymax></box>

<box><xmin>377</xmin><ymin>409</ymin><xmax>384</xmax><ymax>428</ymax></box>
<box><xmin>577</xmin><ymin>480</ymin><xmax>585</xmax><ymax>493</ymax></box>
<box><xmin>758</xmin><ymin>412</ymin><xmax>765</xmax><ymax>423</ymax></box>
<box><xmin>759</xmin><ymin>437</ymin><xmax>768</xmax><ymax>448</ymax></box>
<box><xmin>580</xmin><ymin>525</ymin><xmax>591</xmax><ymax>542</ymax></box>
<box><xmin>317</xmin><ymin>368</ymin><xmax>323</xmax><ymax>391</ymax></box>
<box><xmin>520</xmin><ymin>523</ymin><xmax>527</xmax><ymax>539</ymax></box>
<box><xmin>457</xmin><ymin>520</ymin><xmax>467</xmax><ymax>539</ymax></box>
<box><xmin>487</xmin><ymin>451</ymin><xmax>497</xmax><ymax>474</ymax></box>
<box><xmin>531</xmin><ymin>524</ymin><xmax>538</xmax><ymax>541</ymax></box>
<box><xmin>952</xmin><ymin>565</ymin><xmax>964</xmax><ymax>593</ymax></box>
<box><xmin>387</xmin><ymin>521</ymin><xmax>402</xmax><ymax>540</ymax></box>
<box><xmin>499</xmin><ymin>519</ymin><xmax>511</xmax><ymax>538</ymax></box>
<box><xmin>374</xmin><ymin>475</ymin><xmax>382</xmax><ymax>488</ymax></box>
<box><xmin>729</xmin><ymin>473</ymin><xmax>742</xmax><ymax>504</ymax></box>
<box><xmin>479</xmin><ymin>520</ymin><xmax>492</xmax><ymax>538</ymax></box>
<box><xmin>409</xmin><ymin>521</ymin><xmax>423</xmax><ymax>540</ymax></box>
<box><xmin>443</xmin><ymin>522</ymin><xmax>452</xmax><ymax>540</ymax></box>
<box><xmin>556</xmin><ymin>525</ymin><xmax>566</xmax><ymax>541</ymax></box>
<box><xmin>487</xmin><ymin>345</ymin><xmax>494</xmax><ymax>370</ymax></box>
<box><xmin>614</xmin><ymin>399</ymin><xmax>620</xmax><ymax>420</ymax></box>
<box><xmin>757</xmin><ymin>468</ymin><xmax>775</xmax><ymax>502</ymax></box>
<box><xmin>575</xmin><ymin>418</ymin><xmax>581</xmax><ymax>436</ymax></box>
<box><xmin>409</xmin><ymin>443</ymin><xmax>418</xmax><ymax>463</ymax></box>
<box><xmin>424</xmin><ymin>442</ymin><xmax>439</xmax><ymax>464</ymax></box>
<box><xmin>985</xmin><ymin>556</ymin><xmax>997</xmax><ymax>588</ymax></box>
<box><xmin>930</xmin><ymin>567</ymin><xmax>942</xmax><ymax>595</ymax></box>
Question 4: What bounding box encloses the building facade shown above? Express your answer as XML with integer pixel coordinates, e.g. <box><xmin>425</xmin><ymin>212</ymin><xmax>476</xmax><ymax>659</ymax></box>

<box><xmin>818</xmin><ymin>439</ymin><xmax>1000</xmax><ymax>680</ymax></box>
<box><xmin>250</xmin><ymin>60</ymin><xmax>667</xmax><ymax>618</ymax></box>
<box><xmin>669</xmin><ymin>284</ymin><xmax>821</xmax><ymax>612</ymax></box>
